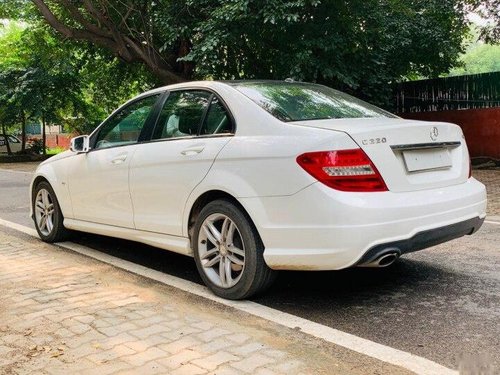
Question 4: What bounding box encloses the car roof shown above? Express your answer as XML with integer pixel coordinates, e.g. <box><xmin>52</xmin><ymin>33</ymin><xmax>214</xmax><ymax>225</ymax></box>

<box><xmin>138</xmin><ymin>79</ymin><xmax>313</xmax><ymax>97</ymax></box>
<box><xmin>125</xmin><ymin>79</ymin><xmax>320</xmax><ymax>111</ymax></box>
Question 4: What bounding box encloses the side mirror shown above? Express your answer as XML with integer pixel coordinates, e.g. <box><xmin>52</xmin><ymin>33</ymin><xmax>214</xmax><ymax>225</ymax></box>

<box><xmin>70</xmin><ymin>135</ymin><xmax>90</xmax><ymax>153</ymax></box>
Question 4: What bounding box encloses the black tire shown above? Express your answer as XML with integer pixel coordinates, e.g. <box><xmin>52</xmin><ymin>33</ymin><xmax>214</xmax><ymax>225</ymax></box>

<box><xmin>32</xmin><ymin>181</ymin><xmax>71</xmax><ymax>242</ymax></box>
<box><xmin>192</xmin><ymin>199</ymin><xmax>276</xmax><ymax>300</ymax></box>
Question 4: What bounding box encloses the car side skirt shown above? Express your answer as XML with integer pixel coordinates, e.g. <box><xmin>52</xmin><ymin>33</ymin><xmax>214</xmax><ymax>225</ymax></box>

<box><xmin>63</xmin><ymin>219</ymin><xmax>192</xmax><ymax>256</ymax></box>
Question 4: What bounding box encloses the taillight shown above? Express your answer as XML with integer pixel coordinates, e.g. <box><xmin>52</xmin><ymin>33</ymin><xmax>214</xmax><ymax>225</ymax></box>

<box><xmin>296</xmin><ymin>149</ymin><xmax>388</xmax><ymax>192</ymax></box>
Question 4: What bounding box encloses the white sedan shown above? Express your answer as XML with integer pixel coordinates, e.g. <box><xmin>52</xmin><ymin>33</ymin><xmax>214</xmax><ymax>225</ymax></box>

<box><xmin>30</xmin><ymin>80</ymin><xmax>487</xmax><ymax>299</ymax></box>
<box><xmin>0</xmin><ymin>135</ymin><xmax>22</xmax><ymax>153</ymax></box>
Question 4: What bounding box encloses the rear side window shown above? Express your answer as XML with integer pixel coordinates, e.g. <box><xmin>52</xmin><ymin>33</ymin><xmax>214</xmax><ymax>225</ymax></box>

<box><xmin>200</xmin><ymin>96</ymin><xmax>232</xmax><ymax>135</ymax></box>
<box><xmin>152</xmin><ymin>91</ymin><xmax>211</xmax><ymax>140</ymax></box>
<box><xmin>233</xmin><ymin>82</ymin><xmax>396</xmax><ymax>122</ymax></box>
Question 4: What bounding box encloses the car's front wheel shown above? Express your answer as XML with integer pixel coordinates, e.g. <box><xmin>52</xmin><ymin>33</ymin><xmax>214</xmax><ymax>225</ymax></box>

<box><xmin>193</xmin><ymin>199</ymin><xmax>276</xmax><ymax>300</ymax></box>
<box><xmin>33</xmin><ymin>181</ymin><xmax>70</xmax><ymax>242</ymax></box>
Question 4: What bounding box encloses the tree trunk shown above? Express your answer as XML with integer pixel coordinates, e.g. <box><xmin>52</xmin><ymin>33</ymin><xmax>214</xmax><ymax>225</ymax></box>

<box><xmin>31</xmin><ymin>0</ymin><xmax>188</xmax><ymax>85</ymax></box>
<box><xmin>1</xmin><ymin>123</ymin><xmax>12</xmax><ymax>155</ymax></box>
<box><xmin>42</xmin><ymin>116</ymin><xmax>47</xmax><ymax>155</ymax></box>
<box><xmin>21</xmin><ymin>111</ymin><xmax>26</xmax><ymax>153</ymax></box>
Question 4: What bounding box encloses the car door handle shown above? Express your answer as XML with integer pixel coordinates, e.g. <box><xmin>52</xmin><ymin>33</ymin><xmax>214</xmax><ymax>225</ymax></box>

<box><xmin>180</xmin><ymin>146</ymin><xmax>205</xmax><ymax>156</ymax></box>
<box><xmin>111</xmin><ymin>154</ymin><xmax>128</xmax><ymax>164</ymax></box>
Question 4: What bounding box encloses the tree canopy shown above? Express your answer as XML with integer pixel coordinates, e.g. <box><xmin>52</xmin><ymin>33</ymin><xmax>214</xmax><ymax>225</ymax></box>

<box><xmin>0</xmin><ymin>17</ymin><xmax>156</xmax><ymax>154</ymax></box>
<box><xmin>0</xmin><ymin>0</ymin><xmax>496</xmax><ymax>106</ymax></box>
<box><xmin>0</xmin><ymin>0</ymin><xmax>498</xmax><ymax>130</ymax></box>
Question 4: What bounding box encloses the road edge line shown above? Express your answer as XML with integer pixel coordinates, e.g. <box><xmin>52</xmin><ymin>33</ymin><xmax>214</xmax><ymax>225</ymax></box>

<box><xmin>0</xmin><ymin>168</ymin><xmax>35</xmax><ymax>175</ymax></box>
<box><xmin>0</xmin><ymin>218</ymin><xmax>457</xmax><ymax>375</ymax></box>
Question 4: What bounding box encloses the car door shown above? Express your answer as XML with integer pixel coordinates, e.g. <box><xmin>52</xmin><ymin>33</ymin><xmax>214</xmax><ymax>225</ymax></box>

<box><xmin>67</xmin><ymin>94</ymin><xmax>161</xmax><ymax>228</ymax></box>
<box><xmin>8</xmin><ymin>136</ymin><xmax>21</xmax><ymax>153</ymax></box>
<box><xmin>130</xmin><ymin>90</ymin><xmax>233</xmax><ymax>236</ymax></box>
<box><xmin>0</xmin><ymin>135</ymin><xmax>20</xmax><ymax>153</ymax></box>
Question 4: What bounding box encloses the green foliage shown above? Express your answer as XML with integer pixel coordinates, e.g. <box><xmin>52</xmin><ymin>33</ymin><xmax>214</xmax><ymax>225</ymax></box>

<box><xmin>0</xmin><ymin>20</ymin><xmax>157</xmax><ymax>136</ymax></box>
<box><xmin>449</xmin><ymin>43</ymin><xmax>500</xmax><ymax>76</ymax></box>
<box><xmin>29</xmin><ymin>138</ymin><xmax>44</xmax><ymax>154</ymax></box>
<box><xmin>2</xmin><ymin>0</ymin><xmax>496</xmax><ymax>117</ymax></box>
<box><xmin>0</xmin><ymin>21</ymin><xmax>26</xmax><ymax>69</ymax></box>
<box><xmin>157</xmin><ymin>0</ymin><xmax>471</xmax><ymax>106</ymax></box>
<box><xmin>46</xmin><ymin>146</ymin><xmax>65</xmax><ymax>155</ymax></box>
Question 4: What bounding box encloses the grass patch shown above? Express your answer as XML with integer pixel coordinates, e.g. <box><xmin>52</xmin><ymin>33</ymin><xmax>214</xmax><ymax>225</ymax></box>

<box><xmin>46</xmin><ymin>146</ymin><xmax>66</xmax><ymax>155</ymax></box>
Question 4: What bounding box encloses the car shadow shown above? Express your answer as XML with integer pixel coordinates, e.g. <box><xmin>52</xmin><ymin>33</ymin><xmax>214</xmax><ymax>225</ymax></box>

<box><xmin>70</xmin><ymin>231</ymin><xmax>457</xmax><ymax>307</ymax></box>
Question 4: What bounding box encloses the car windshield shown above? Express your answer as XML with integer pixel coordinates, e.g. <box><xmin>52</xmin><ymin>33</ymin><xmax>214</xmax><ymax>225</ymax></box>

<box><xmin>232</xmin><ymin>81</ymin><xmax>397</xmax><ymax>122</ymax></box>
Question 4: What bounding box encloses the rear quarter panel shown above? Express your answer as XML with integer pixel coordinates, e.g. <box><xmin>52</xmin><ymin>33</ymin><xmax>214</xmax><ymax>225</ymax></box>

<box><xmin>183</xmin><ymin>125</ymin><xmax>359</xmax><ymax>235</ymax></box>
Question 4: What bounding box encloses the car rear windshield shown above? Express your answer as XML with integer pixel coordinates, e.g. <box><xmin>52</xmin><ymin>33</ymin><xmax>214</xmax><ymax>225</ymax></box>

<box><xmin>232</xmin><ymin>82</ymin><xmax>396</xmax><ymax>122</ymax></box>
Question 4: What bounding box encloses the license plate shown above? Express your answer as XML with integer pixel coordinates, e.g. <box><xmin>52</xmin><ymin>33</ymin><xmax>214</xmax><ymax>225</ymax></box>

<box><xmin>403</xmin><ymin>148</ymin><xmax>452</xmax><ymax>172</ymax></box>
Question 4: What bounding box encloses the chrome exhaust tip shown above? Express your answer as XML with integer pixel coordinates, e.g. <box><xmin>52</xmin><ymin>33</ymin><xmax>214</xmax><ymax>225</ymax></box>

<box><xmin>357</xmin><ymin>250</ymin><xmax>400</xmax><ymax>268</ymax></box>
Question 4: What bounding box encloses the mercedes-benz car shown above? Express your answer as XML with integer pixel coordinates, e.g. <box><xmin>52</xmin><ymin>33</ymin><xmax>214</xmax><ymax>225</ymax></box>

<box><xmin>30</xmin><ymin>80</ymin><xmax>487</xmax><ymax>299</ymax></box>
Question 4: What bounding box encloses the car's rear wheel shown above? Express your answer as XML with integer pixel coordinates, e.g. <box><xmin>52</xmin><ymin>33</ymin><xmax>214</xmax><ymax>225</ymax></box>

<box><xmin>192</xmin><ymin>199</ymin><xmax>276</xmax><ymax>300</ymax></box>
<box><xmin>33</xmin><ymin>181</ymin><xmax>70</xmax><ymax>242</ymax></box>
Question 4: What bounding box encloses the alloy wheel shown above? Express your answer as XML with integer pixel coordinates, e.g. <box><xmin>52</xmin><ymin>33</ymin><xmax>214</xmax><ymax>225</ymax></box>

<box><xmin>34</xmin><ymin>188</ymin><xmax>55</xmax><ymax>236</ymax></box>
<box><xmin>198</xmin><ymin>213</ymin><xmax>246</xmax><ymax>288</ymax></box>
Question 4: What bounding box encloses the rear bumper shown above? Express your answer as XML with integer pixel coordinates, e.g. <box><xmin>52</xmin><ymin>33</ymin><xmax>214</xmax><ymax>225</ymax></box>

<box><xmin>356</xmin><ymin>216</ymin><xmax>484</xmax><ymax>265</ymax></box>
<box><xmin>239</xmin><ymin>178</ymin><xmax>487</xmax><ymax>270</ymax></box>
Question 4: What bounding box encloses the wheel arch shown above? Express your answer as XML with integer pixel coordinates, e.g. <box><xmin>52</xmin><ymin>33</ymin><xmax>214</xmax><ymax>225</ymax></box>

<box><xmin>31</xmin><ymin>175</ymin><xmax>49</xmax><ymax>191</ymax></box>
<box><xmin>30</xmin><ymin>169</ymin><xmax>72</xmax><ymax>221</ymax></box>
<box><xmin>186</xmin><ymin>190</ymin><xmax>262</xmax><ymax>246</ymax></box>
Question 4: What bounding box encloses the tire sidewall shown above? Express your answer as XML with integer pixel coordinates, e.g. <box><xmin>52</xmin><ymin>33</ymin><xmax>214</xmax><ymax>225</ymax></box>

<box><xmin>192</xmin><ymin>200</ymin><xmax>261</xmax><ymax>300</ymax></box>
<box><xmin>32</xmin><ymin>181</ymin><xmax>64</xmax><ymax>242</ymax></box>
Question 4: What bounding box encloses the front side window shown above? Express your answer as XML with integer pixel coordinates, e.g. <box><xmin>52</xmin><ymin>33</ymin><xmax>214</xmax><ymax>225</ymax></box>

<box><xmin>95</xmin><ymin>94</ymin><xmax>159</xmax><ymax>149</ymax></box>
<box><xmin>232</xmin><ymin>82</ymin><xmax>397</xmax><ymax>122</ymax></box>
<box><xmin>152</xmin><ymin>91</ymin><xmax>211</xmax><ymax>140</ymax></box>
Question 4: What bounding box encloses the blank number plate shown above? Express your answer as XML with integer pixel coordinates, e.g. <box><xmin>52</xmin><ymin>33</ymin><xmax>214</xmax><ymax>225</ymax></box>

<box><xmin>403</xmin><ymin>148</ymin><xmax>452</xmax><ymax>172</ymax></box>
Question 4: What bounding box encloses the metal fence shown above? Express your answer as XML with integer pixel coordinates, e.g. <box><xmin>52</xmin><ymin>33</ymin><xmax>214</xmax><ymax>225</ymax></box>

<box><xmin>395</xmin><ymin>71</ymin><xmax>500</xmax><ymax>113</ymax></box>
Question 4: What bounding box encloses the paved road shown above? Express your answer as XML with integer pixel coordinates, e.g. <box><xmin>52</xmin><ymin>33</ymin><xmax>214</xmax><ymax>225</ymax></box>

<box><xmin>1</xmin><ymin>165</ymin><xmax>499</xmax><ymax>371</ymax></box>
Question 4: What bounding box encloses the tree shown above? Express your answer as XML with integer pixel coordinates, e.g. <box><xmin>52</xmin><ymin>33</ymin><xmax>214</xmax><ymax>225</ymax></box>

<box><xmin>467</xmin><ymin>0</ymin><xmax>500</xmax><ymax>43</ymax></box>
<box><xmin>19</xmin><ymin>0</ymin><xmax>496</xmax><ymax>107</ymax></box>
<box><xmin>29</xmin><ymin>0</ymin><xmax>188</xmax><ymax>84</ymax></box>
<box><xmin>0</xmin><ymin>20</ymin><xmax>157</xmax><ymax>152</ymax></box>
<box><xmin>3</xmin><ymin>1</ymin><xmax>499</xmax><ymax>108</ymax></box>
<box><xmin>449</xmin><ymin>43</ymin><xmax>500</xmax><ymax>76</ymax></box>
<box><xmin>0</xmin><ymin>68</ymin><xmax>25</xmax><ymax>154</ymax></box>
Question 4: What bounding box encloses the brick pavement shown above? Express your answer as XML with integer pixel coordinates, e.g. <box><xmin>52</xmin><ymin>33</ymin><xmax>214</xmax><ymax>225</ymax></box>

<box><xmin>0</xmin><ymin>230</ymin><xmax>408</xmax><ymax>375</ymax></box>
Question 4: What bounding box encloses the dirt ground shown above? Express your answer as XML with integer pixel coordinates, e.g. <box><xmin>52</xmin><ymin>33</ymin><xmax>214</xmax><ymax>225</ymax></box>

<box><xmin>473</xmin><ymin>169</ymin><xmax>500</xmax><ymax>218</ymax></box>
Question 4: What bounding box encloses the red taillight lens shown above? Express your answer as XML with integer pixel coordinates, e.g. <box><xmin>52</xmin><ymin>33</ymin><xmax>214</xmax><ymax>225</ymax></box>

<box><xmin>296</xmin><ymin>149</ymin><xmax>388</xmax><ymax>192</ymax></box>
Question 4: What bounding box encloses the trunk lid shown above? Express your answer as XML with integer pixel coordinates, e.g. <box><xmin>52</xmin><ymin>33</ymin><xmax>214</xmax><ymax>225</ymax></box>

<box><xmin>291</xmin><ymin>118</ymin><xmax>469</xmax><ymax>192</ymax></box>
